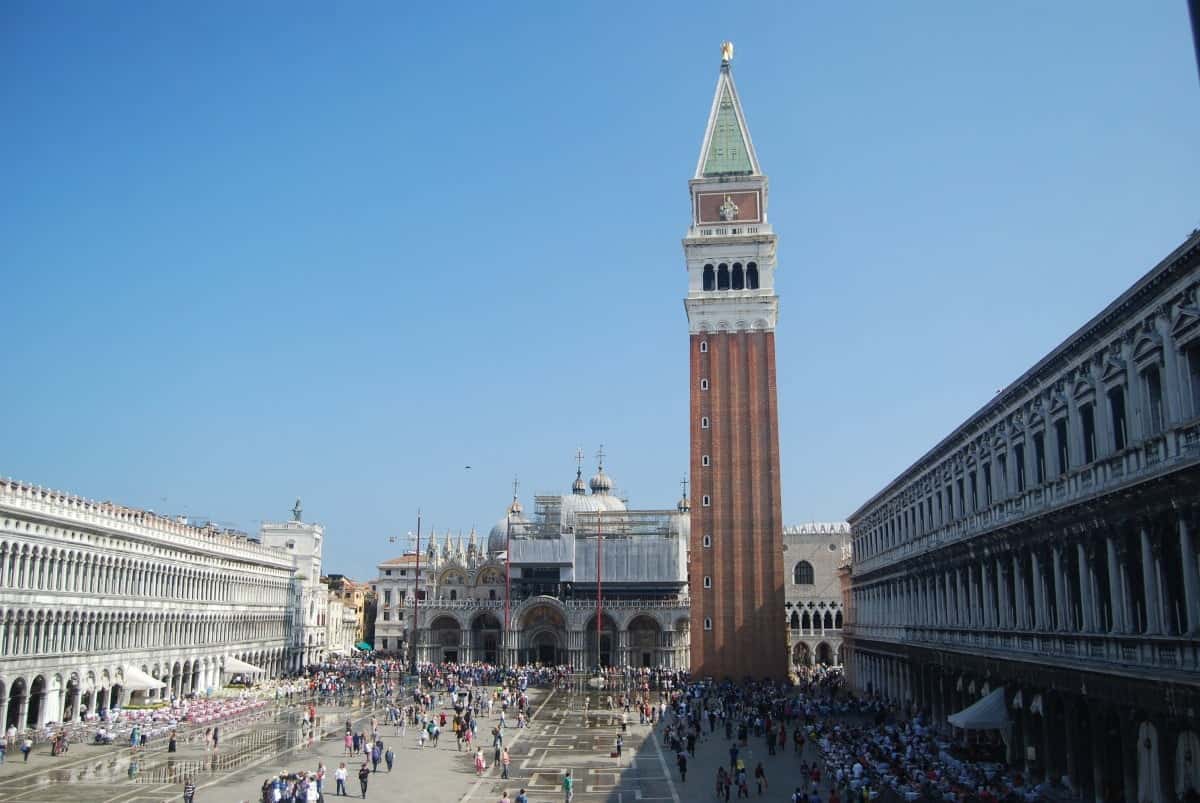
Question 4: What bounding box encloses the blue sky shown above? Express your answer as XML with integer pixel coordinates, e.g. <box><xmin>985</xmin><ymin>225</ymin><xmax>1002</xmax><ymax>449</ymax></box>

<box><xmin>2</xmin><ymin>2</ymin><xmax>1198</xmax><ymax>580</ymax></box>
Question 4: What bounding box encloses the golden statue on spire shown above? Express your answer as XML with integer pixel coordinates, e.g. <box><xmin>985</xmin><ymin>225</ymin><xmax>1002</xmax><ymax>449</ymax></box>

<box><xmin>721</xmin><ymin>41</ymin><xmax>734</xmax><ymax>64</ymax></box>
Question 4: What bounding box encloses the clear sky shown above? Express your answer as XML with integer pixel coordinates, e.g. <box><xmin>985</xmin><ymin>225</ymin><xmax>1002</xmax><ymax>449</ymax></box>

<box><xmin>2</xmin><ymin>2</ymin><xmax>1198</xmax><ymax>580</ymax></box>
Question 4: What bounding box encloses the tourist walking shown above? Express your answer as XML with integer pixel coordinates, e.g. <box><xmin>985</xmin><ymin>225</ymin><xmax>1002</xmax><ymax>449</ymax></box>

<box><xmin>335</xmin><ymin>762</ymin><xmax>347</xmax><ymax>796</ymax></box>
<box><xmin>357</xmin><ymin>762</ymin><xmax>370</xmax><ymax>798</ymax></box>
<box><xmin>754</xmin><ymin>762</ymin><xmax>768</xmax><ymax>796</ymax></box>
<box><xmin>474</xmin><ymin>748</ymin><xmax>486</xmax><ymax>776</ymax></box>
<box><xmin>182</xmin><ymin>777</ymin><xmax>196</xmax><ymax>803</ymax></box>
<box><xmin>501</xmin><ymin>746</ymin><xmax>511</xmax><ymax>779</ymax></box>
<box><xmin>562</xmin><ymin>770</ymin><xmax>574</xmax><ymax>803</ymax></box>
<box><xmin>384</xmin><ymin>746</ymin><xmax>394</xmax><ymax>772</ymax></box>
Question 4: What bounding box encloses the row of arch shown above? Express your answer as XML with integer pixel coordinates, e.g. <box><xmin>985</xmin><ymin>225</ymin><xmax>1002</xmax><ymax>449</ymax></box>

<box><xmin>0</xmin><ymin>649</ymin><xmax>288</xmax><ymax>731</ymax></box>
<box><xmin>0</xmin><ymin>608</ymin><xmax>287</xmax><ymax>658</ymax></box>
<box><xmin>701</xmin><ymin>261</ymin><xmax>759</xmax><ymax>292</ymax></box>
<box><xmin>788</xmin><ymin>608</ymin><xmax>843</xmax><ymax>631</ymax></box>
<box><xmin>419</xmin><ymin>602</ymin><xmax>690</xmax><ymax>669</ymax></box>
<box><xmin>792</xmin><ymin>641</ymin><xmax>842</xmax><ymax>666</ymax></box>
<box><xmin>0</xmin><ymin>540</ymin><xmax>290</xmax><ymax>606</ymax></box>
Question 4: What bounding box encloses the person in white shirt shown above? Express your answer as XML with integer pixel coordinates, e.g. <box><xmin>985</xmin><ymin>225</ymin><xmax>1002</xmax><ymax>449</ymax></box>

<box><xmin>335</xmin><ymin>763</ymin><xmax>348</xmax><ymax>796</ymax></box>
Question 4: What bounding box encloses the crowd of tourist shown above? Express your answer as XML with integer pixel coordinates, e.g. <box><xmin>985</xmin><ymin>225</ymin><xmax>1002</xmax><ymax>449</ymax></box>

<box><xmin>0</xmin><ymin>649</ymin><xmax>1112</xmax><ymax>803</ymax></box>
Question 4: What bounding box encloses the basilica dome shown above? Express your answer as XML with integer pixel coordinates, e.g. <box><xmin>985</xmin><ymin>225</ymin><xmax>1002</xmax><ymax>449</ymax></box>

<box><xmin>487</xmin><ymin>498</ymin><xmax>527</xmax><ymax>554</ymax></box>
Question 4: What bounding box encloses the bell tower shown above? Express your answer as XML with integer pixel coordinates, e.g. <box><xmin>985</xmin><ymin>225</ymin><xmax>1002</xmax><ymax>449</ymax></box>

<box><xmin>685</xmin><ymin>43</ymin><xmax>786</xmax><ymax>679</ymax></box>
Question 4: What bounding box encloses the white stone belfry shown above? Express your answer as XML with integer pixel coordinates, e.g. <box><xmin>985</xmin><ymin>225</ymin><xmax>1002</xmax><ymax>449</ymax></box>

<box><xmin>684</xmin><ymin>50</ymin><xmax>779</xmax><ymax>335</ymax></box>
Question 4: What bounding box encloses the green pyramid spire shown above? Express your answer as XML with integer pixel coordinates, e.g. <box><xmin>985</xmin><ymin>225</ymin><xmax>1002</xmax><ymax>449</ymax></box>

<box><xmin>702</xmin><ymin>83</ymin><xmax>753</xmax><ymax>176</ymax></box>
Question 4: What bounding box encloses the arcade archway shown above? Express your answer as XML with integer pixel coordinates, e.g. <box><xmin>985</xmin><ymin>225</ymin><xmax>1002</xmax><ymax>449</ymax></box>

<box><xmin>471</xmin><ymin>613</ymin><xmax>502</xmax><ymax>664</ymax></box>
<box><xmin>429</xmin><ymin>616</ymin><xmax>462</xmax><ymax>663</ymax></box>
<box><xmin>584</xmin><ymin>613</ymin><xmax>618</xmax><ymax>669</ymax></box>
<box><xmin>628</xmin><ymin>616</ymin><xmax>661</xmax><ymax>668</ymax></box>
<box><xmin>519</xmin><ymin>604</ymin><xmax>566</xmax><ymax>665</ymax></box>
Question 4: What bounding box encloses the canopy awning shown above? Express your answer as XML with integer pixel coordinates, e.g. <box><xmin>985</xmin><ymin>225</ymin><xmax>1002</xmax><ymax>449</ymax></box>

<box><xmin>224</xmin><ymin>656</ymin><xmax>266</xmax><ymax>675</ymax></box>
<box><xmin>122</xmin><ymin>665</ymin><xmax>167</xmax><ymax>692</ymax></box>
<box><xmin>948</xmin><ymin>687</ymin><xmax>1010</xmax><ymax>730</ymax></box>
<box><xmin>355</xmin><ymin>642</ymin><xmax>373</xmax><ymax>651</ymax></box>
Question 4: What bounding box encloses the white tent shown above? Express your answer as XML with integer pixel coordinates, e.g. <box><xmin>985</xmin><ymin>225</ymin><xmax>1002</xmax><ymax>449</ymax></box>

<box><xmin>121</xmin><ymin>666</ymin><xmax>167</xmax><ymax>692</ymax></box>
<box><xmin>948</xmin><ymin>687</ymin><xmax>1010</xmax><ymax>730</ymax></box>
<box><xmin>224</xmin><ymin>656</ymin><xmax>266</xmax><ymax>675</ymax></box>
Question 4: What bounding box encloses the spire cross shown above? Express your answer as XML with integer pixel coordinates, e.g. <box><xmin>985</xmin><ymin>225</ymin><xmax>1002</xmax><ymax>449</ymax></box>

<box><xmin>575</xmin><ymin>448</ymin><xmax>585</xmax><ymax>472</ymax></box>
<box><xmin>680</xmin><ymin>474</ymin><xmax>689</xmax><ymax>497</ymax></box>
<box><xmin>512</xmin><ymin>475</ymin><xmax>520</xmax><ymax>500</ymax></box>
<box><xmin>596</xmin><ymin>444</ymin><xmax>606</xmax><ymax>470</ymax></box>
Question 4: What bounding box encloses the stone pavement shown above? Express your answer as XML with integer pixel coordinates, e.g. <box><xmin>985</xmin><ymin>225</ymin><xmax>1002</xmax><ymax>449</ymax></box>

<box><xmin>0</xmin><ymin>688</ymin><xmax>832</xmax><ymax>803</ymax></box>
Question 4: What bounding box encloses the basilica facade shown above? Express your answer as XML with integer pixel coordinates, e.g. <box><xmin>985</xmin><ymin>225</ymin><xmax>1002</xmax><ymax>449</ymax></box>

<box><xmin>375</xmin><ymin>459</ymin><xmax>692</xmax><ymax>670</ymax></box>
<box><xmin>845</xmin><ymin>230</ymin><xmax>1200</xmax><ymax>801</ymax></box>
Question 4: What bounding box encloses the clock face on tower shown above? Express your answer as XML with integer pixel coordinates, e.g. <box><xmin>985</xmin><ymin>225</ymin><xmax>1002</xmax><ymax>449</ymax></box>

<box><xmin>695</xmin><ymin>190</ymin><xmax>761</xmax><ymax>225</ymax></box>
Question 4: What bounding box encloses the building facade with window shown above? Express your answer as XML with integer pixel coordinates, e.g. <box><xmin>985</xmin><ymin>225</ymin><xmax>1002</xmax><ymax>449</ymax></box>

<box><xmin>372</xmin><ymin>553</ymin><xmax>432</xmax><ymax>657</ymax></box>
<box><xmin>845</xmin><ymin>230</ymin><xmax>1200</xmax><ymax>802</ymax></box>
<box><xmin>784</xmin><ymin>523</ymin><xmax>850</xmax><ymax>671</ymax></box>
<box><xmin>260</xmin><ymin>518</ymin><xmax>328</xmax><ymax>671</ymax></box>
<box><xmin>0</xmin><ymin>479</ymin><xmax>295</xmax><ymax>732</ymax></box>
<box><xmin>375</xmin><ymin>459</ymin><xmax>691</xmax><ymax>670</ymax></box>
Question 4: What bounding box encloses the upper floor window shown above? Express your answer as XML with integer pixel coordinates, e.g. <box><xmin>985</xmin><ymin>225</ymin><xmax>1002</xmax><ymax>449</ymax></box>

<box><xmin>1033</xmin><ymin>431</ymin><xmax>1047</xmax><ymax>484</ymax></box>
<box><xmin>703</xmin><ymin>617</ymin><xmax>713</xmax><ymax>631</ymax></box>
<box><xmin>703</xmin><ymin>576</ymin><xmax>712</xmax><ymax>588</ymax></box>
<box><xmin>1055</xmin><ymin>417</ymin><xmax>1070</xmax><ymax>475</ymax></box>
<box><xmin>793</xmin><ymin>561</ymin><xmax>814</xmax><ymax>585</ymax></box>
<box><xmin>746</xmin><ymin>262</ymin><xmax>759</xmax><ymax>289</ymax></box>
<box><xmin>700</xmin><ymin>340</ymin><xmax>708</xmax><ymax>353</ymax></box>
<box><xmin>702</xmin><ymin>264</ymin><xmax>715</xmax><ymax>292</ymax></box>
<box><xmin>702</xmin><ymin>495</ymin><xmax>711</xmax><ymax>507</ymax></box>
<box><xmin>1188</xmin><ymin>344</ymin><xmax>1200</xmax><ymax>417</ymax></box>
<box><xmin>1080</xmin><ymin>403</ymin><xmax>1096</xmax><ymax>463</ymax></box>
<box><xmin>731</xmin><ymin>262</ymin><xmax>745</xmax><ymax>290</ymax></box>
<box><xmin>702</xmin><ymin>534</ymin><xmax>712</xmax><ymax>548</ymax></box>
<box><xmin>1014</xmin><ymin>443</ymin><xmax>1026</xmax><ymax>492</ymax></box>
<box><xmin>1108</xmin><ymin>386</ymin><xmax>1128</xmax><ymax>451</ymax></box>
<box><xmin>717</xmin><ymin>263</ymin><xmax>730</xmax><ymax>291</ymax></box>
<box><xmin>1143</xmin><ymin>365</ymin><xmax>1164</xmax><ymax>434</ymax></box>
<box><xmin>701</xmin><ymin>416</ymin><xmax>710</xmax><ymax>429</ymax></box>
<box><xmin>700</xmin><ymin>379</ymin><xmax>709</xmax><ymax>391</ymax></box>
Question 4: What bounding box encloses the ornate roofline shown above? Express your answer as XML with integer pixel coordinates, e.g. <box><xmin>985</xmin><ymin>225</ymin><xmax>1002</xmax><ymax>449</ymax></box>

<box><xmin>849</xmin><ymin>228</ymin><xmax>1200</xmax><ymax>522</ymax></box>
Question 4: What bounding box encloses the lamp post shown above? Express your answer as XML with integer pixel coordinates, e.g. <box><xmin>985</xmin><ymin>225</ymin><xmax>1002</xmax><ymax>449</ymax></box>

<box><xmin>411</xmin><ymin>509</ymin><xmax>422</xmax><ymax>676</ymax></box>
<box><xmin>505</xmin><ymin>509</ymin><xmax>512</xmax><ymax>668</ymax></box>
<box><xmin>596</xmin><ymin>509</ymin><xmax>603</xmax><ymax>670</ymax></box>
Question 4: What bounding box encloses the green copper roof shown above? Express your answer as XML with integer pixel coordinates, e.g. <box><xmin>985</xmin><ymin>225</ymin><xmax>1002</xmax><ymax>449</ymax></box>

<box><xmin>702</xmin><ymin>84</ymin><xmax>753</xmax><ymax>176</ymax></box>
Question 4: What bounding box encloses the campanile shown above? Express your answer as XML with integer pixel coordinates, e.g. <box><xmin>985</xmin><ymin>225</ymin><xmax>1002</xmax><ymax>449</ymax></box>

<box><xmin>685</xmin><ymin>43</ymin><xmax>786</xmax><ymax>679</ymax></box>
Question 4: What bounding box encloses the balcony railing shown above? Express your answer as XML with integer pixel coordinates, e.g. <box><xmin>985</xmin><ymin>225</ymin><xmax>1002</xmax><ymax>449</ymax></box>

<box><xmin>856</xmin><ymin>419</ymin><xmax>1200</xmax><ymax>576</ymax></box>
<box><xmin>847</xmin><ymin>622</ymin><xmax>1200</xmax><ymax>674</ymax></box>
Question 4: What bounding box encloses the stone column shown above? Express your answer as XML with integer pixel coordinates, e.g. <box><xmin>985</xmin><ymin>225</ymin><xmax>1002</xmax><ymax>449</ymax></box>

<box><xmin>1076</xmin><ymin>542</ymin><xmax>1095</xmax><ymax>632</ymax></box>
<box><xmin>1140</xmin><ymin>527</ymin><xmax>1162</xmax><ymax>634</ymax></box>
<box><xmin>1052</xmin><ymin>545</ymin><xmax>1068</xmax><ymax>631</ymax></box>
<box><xmin>1106</xmin><ymin>535</ymin><xmax>1127</xmax><ymax>633</ymax></box>
<box><xmin>981</xmin><ymin>562</ymin><xmax>993</xmax><ymax>628</ymax></box>
<box><xmin>1179</xmin><ymin>515</ymin><xmax>1200</xmax><ymax>634</ymax></box>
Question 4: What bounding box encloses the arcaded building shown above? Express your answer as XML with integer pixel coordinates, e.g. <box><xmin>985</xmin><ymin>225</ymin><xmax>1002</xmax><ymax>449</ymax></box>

<box><xmin>845</xmin><ymin>230</ymin><xmax>1200</xmax><ymax>801</ymax></box>
<box><xmin>686</xmin><ymin>44</ymin><xmax>787</xmax><ymax>680</ymax></box>
<box><xmin>0</xmin><ymin>480</ymin><xmax>294</xmax><ymax>731</ymax></box>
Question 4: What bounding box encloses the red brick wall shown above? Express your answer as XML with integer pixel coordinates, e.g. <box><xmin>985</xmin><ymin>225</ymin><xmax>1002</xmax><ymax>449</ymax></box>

<box><xmin>689</xmin><ymin>330</ymin><xmax>787</xmax><ymax>679</ymax></box>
